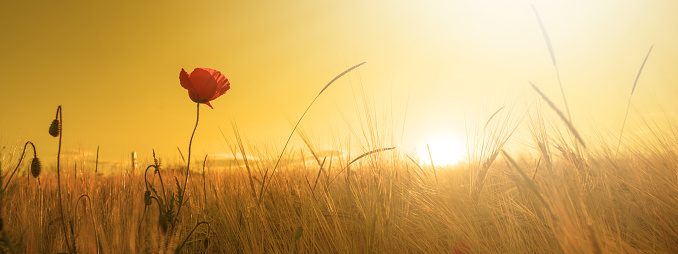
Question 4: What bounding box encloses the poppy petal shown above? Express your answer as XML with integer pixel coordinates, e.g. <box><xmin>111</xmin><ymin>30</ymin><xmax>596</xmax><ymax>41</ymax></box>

<box><xmin>179</xmin><ymin>68</ymin><xmax>194</xmax><ymax>91</ymax></box>
<box><xmin>204</xmin><ymin>68</ymin><xmax>228</xmax><ymax>96</ymax></box>
<box><xmin>208</xmin><ymin>71</ymin><xmax>230</xmax><ymax>101</ymax></box>
<box><xmin>188</xmin><ymin>68</ymin><xmax>218</xmax><ymax>103</ymax></box>
<box><xmin>204</xmin><ymin>101</ymin><xmax>214</xmax><ymax>109</ymax></box>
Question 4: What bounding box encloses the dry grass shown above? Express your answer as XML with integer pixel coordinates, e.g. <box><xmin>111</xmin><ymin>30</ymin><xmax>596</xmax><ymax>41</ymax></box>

<box><xmin>1</xmin><ymin>109</ymin><xmax>677</xmax><ymax>253</ymax></box>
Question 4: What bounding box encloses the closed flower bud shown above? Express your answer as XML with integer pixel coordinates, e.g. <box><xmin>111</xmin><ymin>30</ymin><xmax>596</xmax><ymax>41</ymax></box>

<box><xmin>49</xmin><ymin>119</ymin><xmax>60</xmax><ymax>137</ymax></box>
<box><xmin>144</xmin><ymin>191</ymin><xmax>152</xmax><ymax>206</ymax></box>
<box><xmin>31</xmin><ymin>157</ymin><xmax>42</xmax><ymax>178</ymax></box>
<box><xmin>203</xmin><ymin>237</ymin><xmax>209</xmax><ymax>249</ymax></box>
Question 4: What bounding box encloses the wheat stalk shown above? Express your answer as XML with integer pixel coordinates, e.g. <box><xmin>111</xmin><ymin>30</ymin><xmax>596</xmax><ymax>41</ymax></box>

<box><xmin>616</xmin><ymin>45</ymin><xmax>654</xmax><ymax>154</ymax></box>
<box><xmin>258</xmin><ymin>62</ymin><xmax>367</xmax><ymax>205</ymax></box>
<box><xmin>530</xmin><ymin>82</ymin><xmax>586</xmax><ymax>148</ymax></box>
<box><xmin>532</xmin><ymin>4</ymin><xmax>571</xmax><ymax>121</ymax></box>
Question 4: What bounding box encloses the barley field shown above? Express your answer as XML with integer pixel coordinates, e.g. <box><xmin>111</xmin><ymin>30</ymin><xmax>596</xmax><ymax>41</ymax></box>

<box><xmin>1</xmin><ymin>98</ymin><xmax>677</xmax><ymax>253</ymax></box>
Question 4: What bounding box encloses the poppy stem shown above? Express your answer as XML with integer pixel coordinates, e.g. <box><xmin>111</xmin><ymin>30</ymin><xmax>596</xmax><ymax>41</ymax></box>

<box><xmin>177</xmin><ymin>102</ymin><xmax>199</xmax><ymax>219</ymax></box>
<box><xmin>53</xmin><ymin>106</ymin><xmax>73</xmax><ymax>254</ymax></box>
<box><xmin>2</xmin><ymin>141</ymin><xmax>36</xmax><ymax>193</ymax></box>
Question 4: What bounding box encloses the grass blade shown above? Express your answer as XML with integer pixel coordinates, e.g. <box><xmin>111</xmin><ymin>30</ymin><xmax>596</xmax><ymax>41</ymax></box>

<box><xmin>530</xmin><ymin>82</ymin><xmax>586</xmax><ymax>148</ymax></box>
<box><xmin>258</xmin><ymin>62</ymin><xmax>367</xmax><ymax>205</ymax></box>
<box><xmin>617</xmin><ymin>45</ymin><xmax>654</xmax><ymax>154</ymax></box>
<box><xmin>532</xmin><ymin>4</ymin><xmax>571</xmax><ymax>121</ymax></box>
<box><xmin>483</xmin><ymin>106</ymin><xmax>505</xmax><ymax>132</ymax></box>
<box><xmin>318</xmin><ymin>62</ymin><xmax>367</xmax><ymax>96</ymax></box>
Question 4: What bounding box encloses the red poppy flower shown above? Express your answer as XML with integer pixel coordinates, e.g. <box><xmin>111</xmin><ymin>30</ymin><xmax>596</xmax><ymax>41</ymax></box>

<box><xmin>179</xmin><ymin>68</ymin><xmax>230</xmax><ymax>109</ymax></box>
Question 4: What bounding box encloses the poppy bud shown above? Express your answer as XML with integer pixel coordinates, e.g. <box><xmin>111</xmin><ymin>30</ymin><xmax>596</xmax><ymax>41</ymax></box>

<box><xmin>203</xmin><ymin>237</ymin><xmax>209</xmax><ymax>249</ymax></box>
<box><xmin>144</xmin><ymin>191</ymin><xmax>152</xmax><ymax>206</ymax></box>
<box><xmin>49</xmin><ymin>119</ymin><xmax>60</xmax><ymax>137</ymax></box>
<box><xmin>31</xmin><ymin>157</ymin><xmax>42</xmax><ymax>178</ymax></box>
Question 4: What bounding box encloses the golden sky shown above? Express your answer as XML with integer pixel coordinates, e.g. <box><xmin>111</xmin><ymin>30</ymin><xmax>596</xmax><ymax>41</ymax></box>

<box><xmin>1</xmin><ymin>0</ymin><xmax>677</xmax><ymax>167</ymax></box>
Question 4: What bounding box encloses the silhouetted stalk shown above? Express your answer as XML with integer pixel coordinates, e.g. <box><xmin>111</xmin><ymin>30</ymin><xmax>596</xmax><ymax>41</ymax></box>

<box><xmin>52</xmin><ymin>105</ymin><xmax>73</xmax><ymax>254</ymax></box>
<box><xmin>177</xmin><ymin>103</ymin><xmax>199</xmax><ymax>219</ymax></box>
<box><xmin>144</xmin><ymin>164</ymin><xmax>167</xmax><ymax>204</ymax></box>
<box><xmin>3</xmin><ymin>141</ymin><xmax>37</xmax><ymax>193</ymax></box>
<box><xmin>137</xmin><ymin>195</ymin><xmax>161</xmax><ymax>237</ymax></box>
<box><xmin>175</xmin><ymin>221</ymin><xmax>210</xmax><ymax>253</ymax></box>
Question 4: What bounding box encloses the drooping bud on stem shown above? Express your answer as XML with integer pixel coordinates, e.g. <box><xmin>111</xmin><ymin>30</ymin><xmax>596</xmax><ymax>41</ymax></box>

<box><xmin>30</xmin><ymin>157</ymin><xmax>41</xmax><ymax>178</ymax></box>
<box><xmin>144</xmin><ymin>190</ymin><xmax>152</xmax><ymax>206</ymax></box>
<box><xmin>49</xmin><ymin>119</ymin><xmax>60</xmax><ymax>137</ymax></box>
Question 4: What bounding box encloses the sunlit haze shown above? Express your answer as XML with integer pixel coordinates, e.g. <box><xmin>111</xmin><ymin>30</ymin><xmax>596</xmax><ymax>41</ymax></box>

<box><xmin>1</xmin><ymin>0</ymin><xmax>677</xmax><ymax>169</ymax></box>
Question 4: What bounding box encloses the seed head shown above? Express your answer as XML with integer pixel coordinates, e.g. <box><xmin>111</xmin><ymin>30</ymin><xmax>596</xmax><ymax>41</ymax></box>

<box><xmin>31</xmin><ymin>157</ymin><xmax>42</xmax><ymax>178</ymax></box>
<box><xmin>49</xmin><ymin>119</ymin><xmax>60</xmax><ymax>137</ymax></box>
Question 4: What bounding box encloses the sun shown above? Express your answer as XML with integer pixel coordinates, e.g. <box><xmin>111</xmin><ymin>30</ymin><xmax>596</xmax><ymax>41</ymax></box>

<box><xmin>417</xmin><ymin>133</ymin><xmax>466</xmax><ymax>167</ymax></box>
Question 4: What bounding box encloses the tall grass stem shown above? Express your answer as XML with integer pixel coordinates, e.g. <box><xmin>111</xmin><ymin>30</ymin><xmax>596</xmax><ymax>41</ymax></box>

<box><xmin>258</xmin><ymin>62</ymin><xmax>366</xmax><ymax>205</ymax></box>
<box><xmin>532</xmin><ymin>4</ymin><xmax>571</xmax><ymax>121</ymax></box>
<box><xmin>617</xmin><ymin>45</ymin><xmax>654</xmax><ymax>154</ymax></box>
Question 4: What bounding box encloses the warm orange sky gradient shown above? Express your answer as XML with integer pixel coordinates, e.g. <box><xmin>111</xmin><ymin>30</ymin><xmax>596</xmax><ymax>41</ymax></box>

<box><xmin>1</xmin><ymin>0</ymin><xmax>677</xmax><ymax>168</ymax></box>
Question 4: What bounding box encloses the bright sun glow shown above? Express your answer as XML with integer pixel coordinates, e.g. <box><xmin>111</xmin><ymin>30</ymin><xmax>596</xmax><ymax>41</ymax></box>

<box><xmin>417</xmin><ymin>134</ymin><xmax>466</xmax><ymax>167</ymax></box>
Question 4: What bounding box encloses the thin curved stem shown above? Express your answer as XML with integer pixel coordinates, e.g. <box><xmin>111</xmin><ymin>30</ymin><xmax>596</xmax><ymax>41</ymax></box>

<box><xmin>73</xmin><ymin>194</ymin><xmax>100</xmax><ymax>254</ymax></box>
<box><xmin>175</xmin><ymin>221</ymin><xmax>210</xmax><ymax>252</ymax></box>
<box><xmin>257</xmin><ymin>62</ymin><xmax>366</xmax><ymax>205</ymax></box>
<box><xmin>144</xmin><ymin>165</ymin><xmax>167</xmax><ymax>203</ymax></box>
<box><xmin>143</xmin><ymin>165</ymin><xmax>156</xmax><ymax>191</ymax></box>
<box><xmin>155</xmin><ymin>168</ymin><xmax>168</xmax><ymax>204</ymax></box>
<box><xmin>177</xmin><ymin>103</ymin><xmax>199</xmax><ymax>219</ymax></box>
<box><xmin>137</xmin><ymin>196</ymin><xmax>162</xmax><ymax>236</ymax></box>
<box><xmin>54</xmin><ymin>106</ymin><xmax>73</xmax><ymax>254</ymax></box>
<box><xmin>3</xmin><ymin>141</ymin><xmax>36</xmax><ymax>193</ymax></box>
